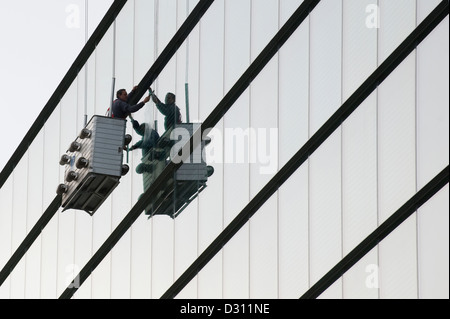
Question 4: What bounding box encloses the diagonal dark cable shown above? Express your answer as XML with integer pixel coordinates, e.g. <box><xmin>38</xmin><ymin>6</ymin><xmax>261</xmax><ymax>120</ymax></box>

<box><xmin>0</xmin><ymin>195</ymin><xmax>62</xmax><ymax>286</ymax></box>
<box><xmin>59</xmin><ymin>0</ymin><xmax>322</xmax><ymax>299</ymax></box>
<box><xmin>160</xmin><ymin>0</ymin><xmax>449</xmax><ymax>299</ymax></box>
<box><xmin>300</xmin><ymin>165</ymin><xmax>449</xmax><ymax>299</ymax></box>
<box><xmin>0</xmin><ymin>0</ymin><xmax>128</xmax><ymax>190</ymax></box>
<box><xmin>0</xmin><ymin>0</ymin><xmax>214</xmax><ymax>290</ymax></box>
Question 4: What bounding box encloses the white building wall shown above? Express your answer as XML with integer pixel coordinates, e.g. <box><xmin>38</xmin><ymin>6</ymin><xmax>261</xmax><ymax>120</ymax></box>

<box><xmin>416</xmin><ymin>0</ymin><xmax>449</xmax><ymax>299</ymax></box>
<box><xmin>0</xmin><ymin>0</ymin><xmax>448</xmax><ymax>299</ymax></box>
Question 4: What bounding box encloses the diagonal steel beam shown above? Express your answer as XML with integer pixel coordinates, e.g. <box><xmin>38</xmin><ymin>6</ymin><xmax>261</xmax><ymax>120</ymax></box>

<box><xmin>0</xmin><ymin>195</ymin><xmax>62</xmax><ymax>286</ymax></box>
<box><xmin>160</xmin><ymin>0</ymin><xmax>449</xmax><ymax>299</ymax></box>
<box><xmin>58</xmin><ymin>0</ymin><xmax>216</xmax><ymax>299</ymax></box>
<box><xmin>300</xmin><ymin>165</ymin><xmax>449</xmax><ymax>299</ymax></box>
<box><xmin>0</xmin><ymin>0</ymin><xmax>214</xmax><ymax>292</ymax></box>
<box><xmin>59</xmin><ymin>0</ymin><xmax>322</xmax><ymax>299</ymax></box>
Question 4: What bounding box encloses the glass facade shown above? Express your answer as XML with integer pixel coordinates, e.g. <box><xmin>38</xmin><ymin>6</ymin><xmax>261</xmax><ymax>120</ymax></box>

<box><xmin>0</xmin><ymin>0</ymin><xmax>448</xmax><ymax>299</ymax></box>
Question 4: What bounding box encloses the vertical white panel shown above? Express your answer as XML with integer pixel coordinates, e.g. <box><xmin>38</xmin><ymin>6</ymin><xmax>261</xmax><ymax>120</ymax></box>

<box><xmin>9</xmin><ymin>155</ymin><xmax>28</xmax><ymax>298</ymax></box>
<box><xmin>130</xmin><ymin>0</ymin><xmax>157</xmax><ymax>299</ymax></box>
<box><xmin>94</xmin><ymin>27</ymin><xmax>114</xmax><ymax>116</ymax></box>
<box><xmin>248</xmin><ymin>0</ymin><xmax>279</xmax><ymax>299</ymax></box>
<box><xmin>154</xmin><ymin>0</ymin><xmax>178</xmax><ymax>129</ymax></box>
<box><xmin>151</xmin><ymin>215</ymin><xmax>174</xmax><ymax>298</ymax></box>
<box><xmin>173</xmin><ymin>204</ymin><xmax>199</xmax><ymax>299</ymax></box>
<box><xmin>91</xmin><ymin>252</ymin><xmax>112</xmax><ymax>299</ymax></box>
<box><xmin>417</xmin><ymin>186</ymin><xmax>449</xmax><ymax>299</ymax></box>
<box><xmin>416</xmin><ymin>12</ymin><xmax>449</xmax><ymax>299</ymax></box>
<box><xmin>72</xmin><ymin>10</ymin><xmax>94</xmax><ymax>293</ymax></box>
<box><xmin>249</xmin><ymin>0</ymin><xmax>278</xmax><ymax>62</ymax></box>
<box><xmin>342</xmin><ymin>0</ymin><xmax>378</xmax><ymax>100</ymax></box>
<box><xmin>309</xmin><ymin>132</ymin><xmax>342</xmax><ymax>299</ymax></box>
<box><xmin>378</xmin><ymin>0</ymin><xmax>417</xmax><ymax>298</ymax></box>
<box><xmin>85</xmin><ymin>52</ymin><xmax>97</xmax><ymax>125</ymax></box>
<box><xmin>171</xmin><ymin>0</ymin><xmax>201</xmax><ymax>299</ymax></box>
<box><xmin>223</xmin><ymin>0</ymin><xmax>251</xmax><ymax>92</ymax></box>
<box><xmin>342</xmin><ymin>95</ymin><xmax>378</xmax><ymax>299</ymax></box>
<box><xmin>134</xmin><ymin>0</ymin><xmax>157</xmax><ymax>82</ymax></box>
<box><xmin>56</xmin><ymin>81</ymin><xmax>79</xmax><ymax>297</ymax></box>
<box><xmin>129</xmin><ymin>189</ymin><xmax>153</xmax><ymax>297</ymax></box>
<box><xmin>90</xmin><ymin>30</ymin><xmax>115</xmax><ymax>298</ymax></box>
<box><xmin>378</xmin><ymin>61</ymin><xmax>418</xmax><ymax>298</ymax></box>
<box><xmin>344</xmin><ymin>251</ymin><xmax>380</xmax><ymax>299</ymax></box>
<box><xmin>249</xmin><ymin>196</ymin><xmax>278</xmax><ymax>299</ymax></box>
<box><xmin>222</xmin><ymin>226</ymin><xmax>250</xmax><ymax>298</ymax></box>
<box><xmin>278</xmin><ymin>0</ymin><xmax>309</xmax><ymax>298</ymax></box>
<box><xmin>222</xmin><ymin>112</ymin><xmax>253</xmax><ymax>298</ymax></box>
<box><xmin>150</xmin><ymin>0</ymin><xmax>177</xmax><ymax>298</ymax></box>
<box><xmin>309</xmin><ymin>0</ymin><xmax>342</xmax><ymax>134</ymax></box>
<box><xmin>87</xmin><ymin>0</ymin><xmax>115</xmax><ymax>38</ymax></box>
<box><xmin>72</xmin><ymin>73</ymin><xmax>93</xmax><ymax>299</ymax></box>
<box><xmin>110</xmin><ymin>0</ymin><xmax>136</xmax><ymax>299</ymax></box>
<box><xmin>175</xmin><ymin>0</ymin><xmax>194</xmax><ymax>125</ymax></box>
<box><xmin>131</xmin><ymin>218</ymin><xmax>153</xmax><ymax>299</ymax></box>
<box><xmin>278</xmin><ymin>166</ymin><xmax>309</xmax><ymax>298</ymax></box>
<box><xmin>197</xmin><ymin>2</ymin><xmax>225</xmax><ymax>120</ymax></box>
<box><xmin>341</xmin><ymin>0</ymin><xmax>379</xmax><ymax>299</ymax></box>
<box><xmin>417</xmin><ymin>0</ymin><xmax>442</xmax><ymax>22</ymax></box>
<box><xmin>309</xmin><ymin>0</ymin><xmax>343</xmax><ymax>299</ymax></box>
<box><xmin>222</xmin><ymin>0</ymin><xmax>251</xmax><ymax>298</ymax></box>
<box><xmin>416</xmin><ymin>19</ymin><xmax>449</xmax><ymax>190</ymax></box>
<box><xmin>196</xmin><ymin>0</ymin><xmax>225</xmax><ymax>299</ymax></box>
<box><xmin>72</xmin><ymin>214</ymin><xmax>94</xmax><ymax>299</ymax></box>
<box><xmin>278</xmin><ymin>16</ymin><xmax>309</xmax><ymax>167</ymax></box>
<box><xmin>24</xmin><ymin>130</ymin><xmax>45</xmax><ymax>298</ymax></box>
<box><xmin>249</xmin><ymin>5</ymin><xmax>280</xmax><ymax>190</ymax></box>
<box><xmin>157</xmin><ymin>0</ymin><xmax>178</xmax><ymax>56</ymax></box>
<box><xmin>84</xmin><ymin>0</ymin><xmax>115</xmax><ymax>114</ymax></box>
<box><xmin>0</xmin><ymin>177</ymin><xmax>13</xmax><ymax>298</ymax></box>
<box><xmin>40</xmin><ymin>106</ymin><xmax>62</xmax><ymax>299</ymax></box>
<box><xmin>185</xmin><ymin>0</ymin><xmax>201</xmax><ymax>122</ymax></box>
<box><xmin>378</xmin><ymin>0</ymin><xmax>417</xmax><ymax>62</ymax></box>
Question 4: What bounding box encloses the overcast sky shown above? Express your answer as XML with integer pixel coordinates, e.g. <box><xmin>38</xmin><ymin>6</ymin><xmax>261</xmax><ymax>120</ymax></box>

<box><xmin>0</xmin><ymin>0</ymin><xmax>112</xmax><ymax>170</ymax></box>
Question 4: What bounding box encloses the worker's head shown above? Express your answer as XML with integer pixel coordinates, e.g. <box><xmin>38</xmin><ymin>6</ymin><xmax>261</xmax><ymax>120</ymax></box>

<box><xmin>117</xmin><ymin>89</ymin><xmax>128</xmax><ymax>101</ymax></box>
<box><xmin>165</xmin><ymin>92</ymin><xmax>176</xmax><ymax>105</ymax></box>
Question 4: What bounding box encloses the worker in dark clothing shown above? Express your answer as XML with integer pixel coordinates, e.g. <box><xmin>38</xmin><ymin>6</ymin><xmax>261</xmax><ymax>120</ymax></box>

<box><xmin>128</xmin><ymin>119</ymin><xmax>160</xmax><ymax>157</ymax></box>
<box><xmin>149</xmin><ymin>88</ymin><xmax>182</xmax><ymax>130</ymax></box>
<box><xmin>128</xmin><ymin>119</ymin><xmax>160</xmax><ymax>174</ymax></box>
<box><xmin>111</xmin><ymin>86</ymin><xmax>151</xmax><ymax>119</ymax></box>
